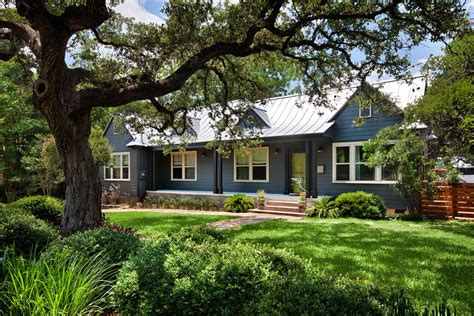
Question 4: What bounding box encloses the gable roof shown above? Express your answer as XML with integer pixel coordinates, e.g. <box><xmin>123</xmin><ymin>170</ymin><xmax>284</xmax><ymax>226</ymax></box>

<box><xmin>116</xmin><ymin>76</ymin><xmax>425</xmax><ymax>147</ymax></box>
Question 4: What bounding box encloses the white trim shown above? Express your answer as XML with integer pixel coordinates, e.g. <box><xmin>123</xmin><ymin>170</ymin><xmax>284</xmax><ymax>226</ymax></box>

<box><xmin>332</xmin><ymin>142</ymin><xmax>397</xmax><ymax>184</ymax></box>
<box><xmin>170</xmin><ymin>151</ymin><xmax>197</xmax><ymax>181</ymax></box>
<box><xmin>104</xmin><ymin>152</ymin><xmax>130</xmax><ymax>181</ymax></box>
<box><xmin>233</xmin><ymin>147</ymin><xmax>270</xmax><ymax>183</ymax></box>
<box><xmin>359</xmin><ymin>104</ymin><xmax>372</xmax><ymax>118</ymax></box>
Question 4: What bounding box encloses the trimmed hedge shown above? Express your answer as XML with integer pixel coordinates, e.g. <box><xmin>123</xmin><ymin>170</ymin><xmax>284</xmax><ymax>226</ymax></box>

<box><xmin>10</xmin><ymin>196</ymin><xmax>64</xmax><ymax>226</ymax></box>
<box><xmin>0</xmin><ymin>208</ymin><xmax>59</xmax><ymax>256</ymax></box>
<box><xmin>334</xmin><ymin>191</ymin><xmax>387</xmax><ymax>219</ymax></box>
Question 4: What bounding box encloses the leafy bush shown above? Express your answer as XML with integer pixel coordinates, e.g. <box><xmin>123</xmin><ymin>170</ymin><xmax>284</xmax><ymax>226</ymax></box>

<box><xmin>10</xmin><ymin>195</ymin><xmax>64</xmax><ymax>226</ymax></box>
<box><xmin>112</xmin><ymin>227</ymin><xmax>420</xmax><ymax>315</ymax></box>
<box><xmin>0</xmin><ymin>209</ymin><xmax>59</xmax><ymax>256</ymax></box>
<box><xmin>1</xmin><ymin>250</ymin><xmax>112</xmax><ymax>315</ymax></box>
<box><xmin>334</xmin><ymin>191</ymin><xmax>387</xmax><ymax>219</ymax></box>
<box><xmin>306</xmin><ymin>196</ymin><xmax>340</xmax><ymax>218</ymax></box>
<box><xmin>223</xmin><ymin>194</ymin><xmax>255</xmax><ymax>213</ymax></box>
<box><xmin>42</xmin><ymin>227</ymin><xmax>141</xmax><ymax>266</ymax></box>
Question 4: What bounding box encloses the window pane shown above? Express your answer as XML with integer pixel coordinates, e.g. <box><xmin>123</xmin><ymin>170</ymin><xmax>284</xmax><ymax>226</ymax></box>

<box><xmin>336</xmin><ymin>165</ymin><xmax>350</xmax><ymax>180</ymax></box>
<box><xmin>122</xmin><ymin>155</ymin><xmax>129</xmax><ymax>167</ymax></box>
<box><xmin>173</xmin><ymin>167</ymin><xmax>183</xmax><ymax>179</ymax></box>
<box><xmin>360</xmin><ymin>105</ymin><xmax>371</xmax><ymax>117</ymax></box>
<box><xmin>336</xmin><ymin>147</ymin><xmax>349</xmax><ymax>163</ymax></box>
<box><xmin>113</xmin><ymin>167</ymin><xmax>121</xmax><ymax>179</ymax></box>
<box><xmin>356</xmin><ymin>164</ymin><xmax>375</xmax><ymax>180</ymax></box>
<box><xmin>355</xmin><ymin>146</ymin><xmax>365</xmax><ymax>163</ymax></box>
<box><xmin>236</xmin><ymin>150</ymin><xmax>249</xmax><ymax>165</ymax></box>
<box><xmin>122</xmin><ymin>167</ymin><xmax>129</xmax><ymax>179</ymax></box>
<box><xmin>185</xmin><ymin>167</ymin><xmax>195</xmax><ymax>180</ymax></box>
<box><xmin>172</xmin><ymin>154</ymin><xmax>182</xmax><ymax>166</ymax></box>
<box><xmin>252</xmin><ymin>148</ymin><xmax>267</xmax><ymax>165</ymax></box>
<box><xmin>105</xmin><ymin>168</ymin><xmax>111</xmax><ymax>179</ymax></box>
<box><xmin>382</xmin><ymin>164</ymin><xmax>397</xmax><ymax>181</ymax></box>
<box><xmin>113</xmin><ymin>155</ymin><xmax>121</xmax><ymax>167</ymax></box>
<box><xmin>236</xmin><ymin>166</ymin><xmax>249</xmax><ymax>180</ymax></box>
<box><xmin>184</xmin><ymin>153</ymin><xmax>195</xmax><ymax>167</ymax></box>
<box><xmin>253</xmin><ymin>166</ymin><xmax>267</xmax><ymax>180</ymax></box>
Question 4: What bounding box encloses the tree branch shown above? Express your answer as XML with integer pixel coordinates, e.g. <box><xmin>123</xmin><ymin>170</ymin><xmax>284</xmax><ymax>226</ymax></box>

<box><xmin>0</xmin><ymin>20</ymin><xmax>41</xmax><ymax>59</ymax></box>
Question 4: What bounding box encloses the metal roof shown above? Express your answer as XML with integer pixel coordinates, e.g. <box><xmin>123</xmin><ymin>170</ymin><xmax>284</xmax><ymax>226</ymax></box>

<box><xmin>124</xmin><ymin>77</ymin><xmax>426</xmax><ymax>147</ymax></box>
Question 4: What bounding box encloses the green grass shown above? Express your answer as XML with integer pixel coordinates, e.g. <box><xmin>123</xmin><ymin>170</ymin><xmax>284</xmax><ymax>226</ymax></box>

<box><xmin>105</xmin><ymin>212</ymin><xmax>236</xmax><ymax>236</ymax></box>
<box><xmin>223</xmin><ymin>218</ymin><xmax>474</xmax><ymax>313</ymax></box>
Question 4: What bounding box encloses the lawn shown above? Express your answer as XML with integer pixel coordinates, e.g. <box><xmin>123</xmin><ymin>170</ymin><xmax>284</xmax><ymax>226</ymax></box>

<box><xmin>105</xmin><ymin>211</ymin><xmax>236</xmax><ymax>236</ymax></box>
<box><xmin>223</xmin><ymin>218</ymin><xmax>474</xmax><ymax>313</ymax></box>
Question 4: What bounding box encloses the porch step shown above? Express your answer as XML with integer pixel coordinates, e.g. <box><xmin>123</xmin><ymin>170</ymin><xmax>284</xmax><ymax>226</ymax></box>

<box><xmin>266</xmin><ymin>200</ymin><xmax>300</xmax><ymax>207</ymax></box>
<box><xmin>249</xmin><ymin>209</ymin><xmax>307</xmax><ymax>217</ymax></box>
<box><xmin>262</xmin><ymin>205</ymin><xmax>301</xmax><ymax>212</ymax></box>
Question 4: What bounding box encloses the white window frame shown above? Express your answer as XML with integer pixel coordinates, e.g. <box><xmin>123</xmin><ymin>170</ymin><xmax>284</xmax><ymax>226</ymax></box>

<box><xmin>332</xmin><ymin>142</ymin><xmax>396</xmax><ymax>184</ymax></box>
<box><xmin>234</xmin><ymin>147</ymin><xmax>270</xmax><ymax>183</ymax></box>
<box><xmin>170</xmin><ymin>151</ymin><xmax>197</xmax><ymax>181</ymax></box>
<box><xmin>359</xmin><ymin>104</ymin><xmax>372</xmax><ymax>118</ymax></box>
<box><xmin>104</xmin><ymin>152</ymin><xmax>130</xmax><ymax>181</ymax></box>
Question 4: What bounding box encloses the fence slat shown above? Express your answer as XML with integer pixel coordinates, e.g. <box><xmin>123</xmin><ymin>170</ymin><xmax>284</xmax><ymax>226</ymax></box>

<box><xmin>421</xmin><ymin>183</ymin><xmax>474</xmax><ymax>220</ymax></box>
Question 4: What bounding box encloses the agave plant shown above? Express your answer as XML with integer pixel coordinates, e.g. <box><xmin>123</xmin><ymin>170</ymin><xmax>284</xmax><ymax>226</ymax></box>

<box><xmin>306</xmin><ymin>196</ymin><xmax>340</xmax><ymax>218</ymax></box>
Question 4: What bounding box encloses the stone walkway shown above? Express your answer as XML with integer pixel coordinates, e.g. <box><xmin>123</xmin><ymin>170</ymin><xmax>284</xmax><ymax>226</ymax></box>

<box><xmin>103</xmin><ymin>207</ymin><xmax>305</xmax><ymax>230</ymax></box>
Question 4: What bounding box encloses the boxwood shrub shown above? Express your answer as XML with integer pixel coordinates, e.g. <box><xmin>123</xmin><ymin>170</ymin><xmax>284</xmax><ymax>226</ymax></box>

<box><xmin>334</xmin><ymin>191</ymin><xmax>387</xmax><ymax>219</ymax></box>
<box><xmin>112</xmin><ymin>226</ymin><xmax>416</xmax><ymax>315</ymax></box>
<box><xmin>10</xmin><ymin>196</ymin><xmax>64</xmax><ymax>226</ymax></box>
<box><xmin>0</xmin><ymin>208</ymin><xmax>59</xmax><ymax>256</ymax></box>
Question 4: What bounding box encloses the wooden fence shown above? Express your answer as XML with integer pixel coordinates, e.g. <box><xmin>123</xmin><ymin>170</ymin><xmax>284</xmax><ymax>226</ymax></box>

<box><xmin>421</xmin><ymin>183</ymin><xmax>474</xmax><ymax>220</ymax></box>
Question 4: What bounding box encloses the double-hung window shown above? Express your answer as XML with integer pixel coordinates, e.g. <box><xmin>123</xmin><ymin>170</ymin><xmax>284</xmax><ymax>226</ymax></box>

<box><xmin>234</xmin><ymin>147</ymin><xmax>269</xmax><ymax>182</ymax></box>
<box><xmin>104</xmin><ymin>152</ymin><xmax>130</xmax><ymax>181</ymax></box>
<box><xmin>171</xmin><ymin>151</ymin><xmax>197</xmax><ymax>181</ymax></box>
<box><xmin>333</xmin><ymin>142</ymin><xmax>396</xmax><ymax>183</ymax></box>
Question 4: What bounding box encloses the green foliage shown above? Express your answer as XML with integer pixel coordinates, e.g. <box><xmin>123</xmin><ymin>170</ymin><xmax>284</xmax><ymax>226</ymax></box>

<box><xmin>10</xmin><ymin>195</ymin><xmax>64</xmax><ymax>226</ymax></box>
<box><xmin>334</xmin><ymin>191</ymin><xmax>386</xmax><ymax>219</ymax></box>
<box><xmin>364</xmin><ymin>125</ymin><xmax>437</xmax><ymax>213</ymax></box>
<box><xmin>42</xmin><ymin>227</ymin><xmax>141</xmax><ymax>267</ymax></box>
<box><xmin>406</xmin><ymin>33</ymin><xmax>474</xmax><ymax>164</ymax></box>
<box><xmin>306</xmin><ymin>196</ymin><xmax>340</xmax><ymax>218</ymax></box>
<box><xmin>89</xmin><ymin>128</ymin><xmax>112</xmax><ymax>165</ymax></box>
<box><xmin>0</xmin><ymin>249</ymin><xmax>113</xmax><ymax>315</ymax></box>
<box><xmin>224</xmin><ymin>194</ymin><xmax>255</xmax><ymax>213</ymax></box>
<box><xmin>0</xmin><ymin>209</ymin><xmax>59</xmax><ymax>257</ymax></box>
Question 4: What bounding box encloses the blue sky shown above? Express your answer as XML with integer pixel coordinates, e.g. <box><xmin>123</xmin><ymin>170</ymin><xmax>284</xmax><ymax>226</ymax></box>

<box><xmin>114</xmin><ymin>0</ymin><xmax>473</xmax><ymax>78</ymax></box>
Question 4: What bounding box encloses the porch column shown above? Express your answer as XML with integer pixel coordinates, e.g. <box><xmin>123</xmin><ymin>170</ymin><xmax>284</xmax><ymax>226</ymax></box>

<box><xmin>283</xmin><ymin>143</ymin><xmax>290</xmax><ymax>195</ymax></box>
<box><xmin>311</xmin><ymin>140</ymin><xmax>318</xmax><ymax>198</ymax></box>
<box><xmin>305</xmin><ymin>141</ymin><xmax>313</xmax><ymax>197</ymax></box>
<box><xmin>213</xmin><ymin>150</ymin><xmax>223</xmax><ymax>194</ymax></box>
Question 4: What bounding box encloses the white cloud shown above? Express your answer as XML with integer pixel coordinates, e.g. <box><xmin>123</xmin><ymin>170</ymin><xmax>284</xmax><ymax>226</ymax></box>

<box><xmin>113</xmin><ymin>0</ymin><xmax>164</xmax><ymax>25</ymax></box>
<box><xmin>416</xmin><ymin>58</ymin><xmax>427</xmax><ymax>65</ymax></box>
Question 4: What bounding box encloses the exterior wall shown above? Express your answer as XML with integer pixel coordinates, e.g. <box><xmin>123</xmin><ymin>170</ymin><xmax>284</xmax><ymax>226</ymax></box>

<box><xmin>315</xmin><ymin>101</ymin><xmax>406</xmax><ymax>209</ymax></box>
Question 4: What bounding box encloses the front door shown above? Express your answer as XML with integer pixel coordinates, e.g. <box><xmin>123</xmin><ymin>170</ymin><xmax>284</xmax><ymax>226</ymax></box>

<box><xmin>290</xmin><ymin>152</ymin><xmax>306</xmax><ymax>194</ymax></box>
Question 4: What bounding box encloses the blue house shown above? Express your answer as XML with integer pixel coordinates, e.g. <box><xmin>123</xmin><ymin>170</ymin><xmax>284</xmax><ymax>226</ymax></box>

<box><xmin>100</xmin><ymin>77</ymin><xmax>426</xmax><ymax>210</ymax></box>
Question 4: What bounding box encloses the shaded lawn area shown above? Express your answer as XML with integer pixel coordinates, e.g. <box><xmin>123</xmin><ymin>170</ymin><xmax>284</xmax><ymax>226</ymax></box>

<box><xmin>223</xmin><ymin>218</ymin><xmax>474</xmax><ymax>313</ymax></box>
<box><xmin>105</xmin><ymin>211</ymin><xmax>236</xmax><ymax>236</ymax></box>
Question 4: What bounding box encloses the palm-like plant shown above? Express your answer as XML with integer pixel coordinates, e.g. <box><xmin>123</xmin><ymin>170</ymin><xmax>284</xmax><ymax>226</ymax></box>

<box><xmin>224</xmin><ymin>194</ymin><xmax>255</xmax><ymax>213</ymax></box>
<box><xmin>306</xmin><ymin>196</ymin><xmax>340</xmax><ymax>218</ymax></box>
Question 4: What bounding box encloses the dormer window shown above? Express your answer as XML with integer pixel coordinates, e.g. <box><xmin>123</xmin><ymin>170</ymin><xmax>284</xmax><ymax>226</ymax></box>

<box><xmin>359</xmin><ymin>104</ymin><xmax>372</xmax><ymax>118</ymax></box>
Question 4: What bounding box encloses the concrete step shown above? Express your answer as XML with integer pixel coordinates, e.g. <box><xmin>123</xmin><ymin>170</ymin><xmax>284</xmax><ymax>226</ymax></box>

<box><xmin>266</xmin><ymin>200</ymin><xmax>300</xmax><ymax>207</ymax></box>
<box><xmin>249</xmin><ymin>209</ymin><xmax>307</xmax><ymax>217</ymax></box>
<box><xmin>263</xmin><ymin>205</ymin><xmax>301</xmax><ymax>212</ymax></box>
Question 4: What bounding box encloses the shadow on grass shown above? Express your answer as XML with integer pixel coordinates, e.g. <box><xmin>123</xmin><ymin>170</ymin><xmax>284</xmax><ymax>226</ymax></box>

<box><xmin>223</xmin><ymin>219</ymin><xmax>474</xmax><ymax>313</ymax></box>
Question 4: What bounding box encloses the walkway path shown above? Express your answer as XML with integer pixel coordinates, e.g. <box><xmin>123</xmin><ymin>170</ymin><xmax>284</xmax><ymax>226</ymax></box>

<box><xmin>103</xmin><ymin>207</ymin><xmax>305</xmax><ymax>229</ymax></box>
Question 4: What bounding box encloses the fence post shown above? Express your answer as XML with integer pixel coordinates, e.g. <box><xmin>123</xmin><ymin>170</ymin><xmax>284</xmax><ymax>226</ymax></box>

<box><xmin>452</xmin><ymin>184</ymin><xmax>458</xmax><ymax>219</ymax></box>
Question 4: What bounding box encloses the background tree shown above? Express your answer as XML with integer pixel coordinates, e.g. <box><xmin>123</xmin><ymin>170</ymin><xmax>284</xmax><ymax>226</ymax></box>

<box><xmin>0</xmin><ymin>0</ymin><xmax>467</xmax><ymax>235</ymax></box>
<box><xmin>405</xmin><ymin>32</ymin><xmax>474</xmax><ymax>165</ymax></box>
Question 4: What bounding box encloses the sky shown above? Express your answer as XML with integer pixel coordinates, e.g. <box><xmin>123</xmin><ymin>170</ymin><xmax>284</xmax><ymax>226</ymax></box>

<box><xmin>113</xmin><ymin>0</ymin><xmax>473</xmax><ymax>80</ymax></box>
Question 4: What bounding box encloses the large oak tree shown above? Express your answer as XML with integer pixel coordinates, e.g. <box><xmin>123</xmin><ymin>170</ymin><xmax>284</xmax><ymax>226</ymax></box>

<box><xmin>0</xmin><ymin>0</ymin><xmax>467</xmax><ymax>235</ymax></box>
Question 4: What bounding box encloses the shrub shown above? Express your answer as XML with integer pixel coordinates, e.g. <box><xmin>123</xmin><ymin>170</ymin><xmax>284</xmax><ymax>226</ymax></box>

<box><xmin>42</xmin><ymin>227</ymin><xmax>141</xmax><ymax>266</ymax></box>
<box><xmin>223</xmin><ymin>194</ymin><xmax>255</xmax><ymax>213</ymax></box>
<box><xmin>306</xmin><ymin>196</ymin><xmax>340</xmax><ymax>218</ymax></box>
<box><xmin>0</xmin><ymin>210</ymin><xmax>59</xmax><ymax>257</ymax></box>
<box><xmin>1</xmin><ymin>249</ymin><xmax>112</xmax><ymax>315</ymax></box>
<box><xmin>9</xmin><ymin>195</ymin><xmax>64</xmax><ymax>226</ymax></box>
<box><xmin>112</xmin><ymin>227</ymin><xmax>419</xmax><ymax>315</ymax></box>
<box><xmin>334</xmin><ymin>191</ymin><xmax>387</xmax><ymax>219</ymax></box>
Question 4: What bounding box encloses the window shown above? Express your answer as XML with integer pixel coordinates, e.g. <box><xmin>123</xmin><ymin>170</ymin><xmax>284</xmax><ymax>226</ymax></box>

<box><xmin>234</xmin><ymin>147</ymin><xmax>269</xmax><ymax>182</ymax></box>
<box><xmin>332</xmin><ymin>142</ymin><xmax>396</xmax><ymax>183</ymax></box>
<box><xmin>104</xmin><ymin>152</ymin><xmax>130</xmax><ymax>181</ymax></box>
<box><xmin>359</xmin><ymin>104</ymin><xmax>372</xmax><ymax>118</ymax></box>
<box><xmin>171</xmin><ymin>151</ymin><xmax>197</xmax><ymax>181</ymax></box>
